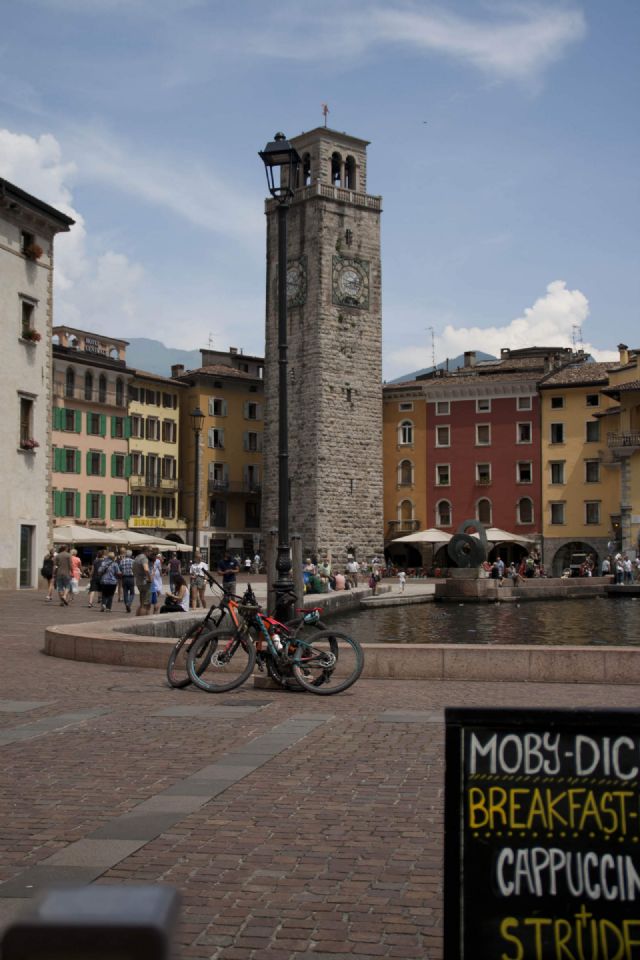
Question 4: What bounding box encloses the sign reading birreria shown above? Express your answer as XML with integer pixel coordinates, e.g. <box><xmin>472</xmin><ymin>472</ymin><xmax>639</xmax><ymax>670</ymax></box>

<box><xmin>444</xmin><ymin>708</ymin><xmax>640</xmax><ymax>959</ymax></box>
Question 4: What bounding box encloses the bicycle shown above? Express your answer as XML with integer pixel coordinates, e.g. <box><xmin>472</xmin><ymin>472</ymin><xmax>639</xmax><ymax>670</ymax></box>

<box><xmin>186</xmin><ymin>592</ymin><xmax>364</xmax><ymax>696</ymax></box>
<box><xmin>165</xmin><ymin>576</ymin><xmax>244</xmax><ymax>688</ymax></box>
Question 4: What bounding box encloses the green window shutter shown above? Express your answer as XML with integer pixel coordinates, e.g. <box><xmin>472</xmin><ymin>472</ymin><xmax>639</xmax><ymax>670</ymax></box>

<box><xmin>111</xmin><ymin>453</ymin><xmax>117</xmax><ymax>477</ymax></box>
<box><xmin>86</xmin><ymin>492</ymin><xmax>91</xmax><ymax>518</ymax></box>
<box><xmin>86</xmin><ymin>451</ymin><xmax>92</xmax><ymax>474</ymax></box>
<box><xmin>53</xmin><ymin>448</ymin><xmax>60</xmax><ymax>472</ymax></box>
<box><xmin>53</xmin><ymin>491</ymin><xmax>61</xmax><ymax>517</ymax></box>
<box><xmin>53</xmin><ymin>408</ymin><xmax>61</xmax><ymax>430</ymax></box>
<box><xmin>100</xmin><ymin>414</ymin><xmax>107</xmax><ymax>437</ymax></box>
<box><xmin>75</xmin><ymin>410</ymin><xmax>82</xmax><ymax>433</ymax></box>
<box><xmin>124</xmin><ymin>495</ymin><xmax>131</xmax><ymax>522</ymax></box>
<box><xmin>110</xmin><ymin>494</ymin><xmax>116</xmax><ymax>521</ymax></box>
<box><xmin>100</xmin><ymin>453</ymin><xmax>106</xmax><ymax>477</ymax></box>
<box><xmin>124</xmin><ymin>416</ymin><xmax>132</xmax><ymax>439</ymax></box>
<box><xmin>125</xmin><ymin>455</ymin><xmax>132</xmax><ymax>478</ymax></box>
<box><xmin>110</xmin><ymin>416</ymin><xmax>116</xmax><ymax>438</ymax></box>
<box><xmin>75</xmin><ymin>491</ymin><xmax>81</xmax><ymax>518</ymax></box>
<box><xmin>100</xmin><ymin>494</ymin><xmax>106</xmax><ymax>520</ymax></box>
<box><xmin>75</xmin><ymin>450</ymin><xmax>81</xmax><ymax>474</ymax></box>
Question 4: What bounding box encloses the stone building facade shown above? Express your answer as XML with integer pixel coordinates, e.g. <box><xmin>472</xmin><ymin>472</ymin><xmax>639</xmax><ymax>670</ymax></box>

<box><xmin>262</xmin><ymin>127</ymin><xmax>384</xmax><ymax>566</ymax></box>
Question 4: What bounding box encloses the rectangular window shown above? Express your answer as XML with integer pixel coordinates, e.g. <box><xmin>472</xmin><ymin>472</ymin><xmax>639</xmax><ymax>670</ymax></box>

<box><xmin>20</xmin><ymin>298</ymin><xmax>37</xmax><ymax>338</ymax></box>
<box><xmin>62</xmin><ymin>491</ymin><xmax>76</xmax><ymax>517</ymax></box>
<box><xmin>550</xmin><ymin>423</ymin><xmax>564</xmax><ymax>444</ymax></box>
<box><xmin>245</xmin><ymin>501</ymin><xmax>261</xmax><ymax>529</ymax></box>
<box><xmin>435</xmin><ymin>401</ymin><xmax>450</xmax><ymax>416</ymax></box>
<box><xmin>131</xmin><ymin>494</ymin><xmax>143</xmax><ymax>516</ymax></box>
<box><xmin>517</xmin><ymin>396</ymin><xmax>532</xmax><ymax>411</ymax></box>
<box><xmin>436</xmin><ymin>464</ymin><xmax>450</xmax><ymax>486</ymax></box>
<box><xmin>112</xmin><ymin>453</ymin><xmax>126</xmax><ymax>478</ymax></box>
<box><xmin>208</xmin><ymin>428</ymin><xmax>224</xmax><ymax>449</ymax></box>
<box><xmin>87</xmin><ymin>451</ymin><xmax>102</xmax><ymax>476</ymax></box>
<box><xmin>161</xmin><ymin>419</ymin><xmax>177</xmax><ymax>443</ymax></box>
<box><xmin>399</xmin><ymin>402</ymin><xmax>414</xmax><ymax>412</ymax></box>
<box><xmin>476</xmin><ymin>463</ymin><xmax>491</xmax><ymax>485</ymax></box>
<box><xmin>145</xmin><ymin>389</ymin><xmax>160</xmax><ymax>406</ymax></box>
<box><xmin>64</xmin><ymin>448</ymin><xmax>78</xmax><ymax>473</ymax></box>
<box><xmin>145</xmin><ymin>495</ymin><xmax>160</xmax><ymax>517</ymax></box>
<box><xmin>145</xmin><ymin>454</ymin><xmax>160</xmax><ymax>487</ymax></box>
<box><xmin>209</xmin><ymin>462</ymin><xmax>228</xmax><ymax>489</ymax></box>
<box><xmin>436</xmin><ymin>425</ymin><xmax>450</xmax><ymax>447</ymax></box>
<box><xmin>244</xmin><ymin>465</ymin><xmax>260</xmax><ymax>490</ymax></box>
<box><xmin>517</xmin><ymin>422</ymin><xmax>532</xmax><ymax>444</ymax></box>
<box><xmin>517</xmin><ymin>461</ymin><xmax>532</xmax><ymax>484</ymax></box>
<box><xmin>111</xmin><ymin>416</ymin><xmax>124</xmax><ymax>439</ymax></box>
<box><xmin>87</xmin><ymin>413</ymin><xmax>102</xmax><ymax>436</ymax></box>
<box><xmin>243</xmin><ymin>432</ymin><xmax>262</xmax><ymax>453</ymax></box>
<box><xmin>208</xmin><ymin>397</ymin><xmax>227</xmax><ymax>417</ymax></box>
<box><xmin>111</xmin><ymin>494</ymin><xmax>126</xmax><ymax>522</ymax></box>
<box><xmin>61</xmin><ymin>409</ymin><xmax>77</xmax><ymax>432</ymax></box>
<box><xmin>19</xmin><ymin>396</ymin><xmax>34</xmax><ymax>447</ymax></box>
<box><xmin>130</xmin><ymin>415</ymin><xmax>142</xmax><ymax>438</ymax></box>
<box><xmin>550</xmin><ymin>461</ymin><xmax>565</xmax><ymax>485</ymax></box>
<box><xmin>585</xmin><ymin>460</ymin><xmax>600</xmax><ymax>483</ymax></box>
<box><xmin>586</xmin><ymin>394</ymin><xmax>600</xmax><ymax>407</ymax></box>
<box><xmin>476</xmin><ymin>398</ymin><xmax>491</xmax><ymax>412</ymax></box>
<box><xmin>161</xmin><ymin>456</ymin><xmax>176</xmax><ymax>480</ymax></box>
<box><xmin>210</xmin><ymin>498</ymin><xmax>227</xmax><ymax>527</ymax></box>
<box><xmin>162</xmin><ymin>392</ymin><xmax>176</xmax><ymax>409</ymax></box>
<box><xmin>476</xmin><ymin>424</ymin><xmax>491</xmax><ymax>446</ymax></box>
<box><xmin>87</xmin><ymin>492</ymin><xmax>103</xmax><ymax>520</ymax></box>
<box><xmin>550</xmin><ymin>502</ymin><xmax>565</xmax><ymax>525</ymax></box>
<box><xmin>585</xmin><ymin>501</ymin><xmax>600</xmax><ymax>524</ymax></box>
<box><xmin>131</xmin><ymin>452</ymin><xmax>144</xmax><ymax>475</ymax></box>
<box><xmin>145</xmin><ymin>418</ymin><xmax>160</xmax><ymax>441</ymax></box>
<box><xmin>586</xmin><ymin>420</ymin><xmax>600</xmax><ymax>442</ymax></box>
<box><xmin>551</xmin><ymin>396</ymin><xmax>565</xmax><ymax>409</ymax></box>
<box><xmin>162</xmin><ymin>496</ymin><xmax>176</xmax><ymax>519</ymax></box>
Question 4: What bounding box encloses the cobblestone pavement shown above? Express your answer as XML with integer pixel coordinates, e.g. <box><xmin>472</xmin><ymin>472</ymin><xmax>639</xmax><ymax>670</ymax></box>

<box><xmin>1</xmin><ymin>587</ymin><xmax>638</xmax><ymax>959</ymax></box>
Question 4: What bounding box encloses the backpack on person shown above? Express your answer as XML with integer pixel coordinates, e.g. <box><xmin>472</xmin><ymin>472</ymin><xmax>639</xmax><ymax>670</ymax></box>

<box><xmin>99</xmin><ymin>559</ymin><xmax>115</xmax><ymax>586</ymax></box>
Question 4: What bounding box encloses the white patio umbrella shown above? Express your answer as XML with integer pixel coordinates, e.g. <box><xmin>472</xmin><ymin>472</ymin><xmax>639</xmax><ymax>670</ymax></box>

<box><xmin>477</xmin><ymin>527</ymin><xmax>537</xmax><ymax>545</ymax></box>
<box><xmin>109</xmin><ymin>530</ymin><xmax>193</xmax><ymax>552</ymax></box>
<box><xmin>52</xmin><ymin>524</ymin><xmax>123</xmax><ymax>546</ymax></box>
<box><xmin>391</xmin><ymin>528</ymin><xmax>452</xmax><ymax>544</ymax></box>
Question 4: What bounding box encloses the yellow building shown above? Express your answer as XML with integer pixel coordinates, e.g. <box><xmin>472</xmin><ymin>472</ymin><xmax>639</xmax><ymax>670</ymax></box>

<box><xmin>174</xmin><ymin>348</ymin><xmax>264</xmax><ymax>566</ymax></box>
<box><xmin>382</xmin><ymin>380</ymin><xmax>428</xmax><ymax>565</ymax></box>
<box><xmin>539</xmin><ymin>359</ymin><xmax>622</xmax><ymax>573</ymax></box>
<box><xmin>127</xmin><ymin>370</ymin><xmax>186</xmax><ymax>540</ymax></box>
<box><xmin>600</xmin><ymin>345</ymin><xmax>640</xmax><ymax>557</ymax></box>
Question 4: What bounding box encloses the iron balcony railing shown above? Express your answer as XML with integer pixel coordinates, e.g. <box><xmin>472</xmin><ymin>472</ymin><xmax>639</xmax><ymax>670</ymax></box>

<box><xmin>607</xmin><ymin>431</ymin><xmax>640</xmax><ymax>448</ymax></box>
<box><xmin>207</xmin><ymin>479</ymin><xmax>262</xmax><ymax>495</ymax></box>
<box><xmin>387</xmin><ymin>519</ymin><xmax>421</xmax><ymax>534</ymax></box>
<box><xmin>130</xmin><ymin>477</ymin><xmax>178</xmax><ymax>491</ymax></box>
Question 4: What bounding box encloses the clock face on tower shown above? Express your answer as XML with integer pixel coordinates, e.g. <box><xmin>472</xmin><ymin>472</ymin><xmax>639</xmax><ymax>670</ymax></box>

<box><xmin>286</xmin><ymin>257</ymin><xmax>307</xmax><ymax>307</ymax></box>
<box><xmin>332</xmin><ymin>256</ymin><xmax>370</xmax><ymax>309</ymax></box>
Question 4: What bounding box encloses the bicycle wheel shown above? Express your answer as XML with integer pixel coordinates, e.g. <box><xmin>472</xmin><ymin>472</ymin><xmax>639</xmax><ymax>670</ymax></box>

<box><xmin>291</xmin><ymin>630</ymin><xmax>364</xmax><ymax>695</ymax></box>
<box><xmin>166</xmin><ymin>617</ymin><xmax>215</xmax><ymax>688</ymax></box>
<box><xmin>280</xmin><ymin>617</ymin><xmax>328</xmax><ymax>690</ymax></box>
<box><xmin>187</xmin><ymin>628</ymin><xmax>256</xmax><ymax>693</ymax></box>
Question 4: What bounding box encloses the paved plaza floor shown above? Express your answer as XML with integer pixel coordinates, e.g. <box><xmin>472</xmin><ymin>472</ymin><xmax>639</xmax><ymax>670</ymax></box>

<box><xmin>1</xmin><ymin>585</ymin><xmax>638</xmax><ymax>959</ymax></box>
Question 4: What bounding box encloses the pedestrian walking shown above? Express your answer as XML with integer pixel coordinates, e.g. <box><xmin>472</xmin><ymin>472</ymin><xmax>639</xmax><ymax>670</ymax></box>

<box><xmin>398</xmin><ymin>570</ymin><xmax>406</xmax><ymax>593</ymax></box>
<box><xmin>119</xmin><ymin>550</ymin><xmax>135</xmax><ymax>612</ymax></box>
<box><xmin>55</xmin><ymin>544</ymin><xmax>72</xmax><ymax>606</ymax></box>
<box><xmin>133</xmin><ymin>547</ymin><xmax>152</xmax><ymax>616</ymax></box>
<box><xmin>98</xmin><ymin>552</ymin><xmax>121</xmax><ymax>612</ymax></box>
<box><xmin>41</xmin><ymin>549</ymin><xmax>55</xmax><ymax>601</ymax></box>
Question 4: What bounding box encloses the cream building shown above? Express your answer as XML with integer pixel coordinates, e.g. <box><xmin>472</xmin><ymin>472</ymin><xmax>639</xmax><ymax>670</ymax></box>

<box><xmin>0</xmin><ymin>179</ymin><xmax>73</xmax><ymax>589</ymax></box>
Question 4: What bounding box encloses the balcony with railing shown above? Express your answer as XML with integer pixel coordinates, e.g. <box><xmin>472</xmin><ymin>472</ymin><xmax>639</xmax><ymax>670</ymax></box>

<box><xmin>386</xmin><ymin>519</ymin><xmax>421</xmax><ymax>536</ymax></box>
<box><xmin>52</xmin><ymin>383</ymin><xmax>127</xmax><ymax>407</ymax></box>
<box><xmin>130</xmin><ymin>476</ymin><xmax>178</xmax><ymax>492</ymax></box>
<box><xmin>207</xmin><ymin>479</ymin><xmax>261</xmax><ymax>495</ymax></box>
<box><xmin>607</xmin><ymin>431</ymin><xmax>640</xmax><ymax>455</ymax></box>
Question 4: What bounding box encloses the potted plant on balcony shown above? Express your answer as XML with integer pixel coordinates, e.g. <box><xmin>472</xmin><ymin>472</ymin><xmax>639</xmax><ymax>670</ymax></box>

<box><xmin>24</xmin><ymin>242</ymin><xmax>44</xmax><ymax>260</ymax></box>
<box><xmin>22</xmin><ymin>328</ymin><xmax>42</xmax><ymax>343</ymax></box>
<box><xmin>20</xmin><ymin>438</ymin><xmax>40</xmax><ymax>451</ymax></box>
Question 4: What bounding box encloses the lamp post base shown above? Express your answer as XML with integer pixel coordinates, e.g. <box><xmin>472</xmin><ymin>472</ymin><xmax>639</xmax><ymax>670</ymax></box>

<box><xmin>274</xmin><ymin>544</ymin><xmax>295</xmax><ymax>623</ymax></box>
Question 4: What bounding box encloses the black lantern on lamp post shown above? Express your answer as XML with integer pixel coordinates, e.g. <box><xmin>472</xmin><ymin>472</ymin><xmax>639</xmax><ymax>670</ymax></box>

<box><xmin>190</xmin><ymin>406</ymin><xmax>205</xmax><ymax>553</ymax></box>
<box><xmin>259</xmin><ymin>132</ymin><xmax>301</xmax><ymax>623</ymax></box>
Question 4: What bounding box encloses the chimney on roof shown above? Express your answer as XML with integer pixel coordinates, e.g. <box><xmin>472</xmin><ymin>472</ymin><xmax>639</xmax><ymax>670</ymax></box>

<box><xmin>171</xmin><ymin>364</ymin><xmax>185</xmax><ymax>378</ymax></box>
<box><xmin>229</xmin><ymin>347</ymin><xmax>238</xmax><ymax>355</ymax></box>
<box><xmin>618</xmin><ymin>343</ymin><xmax>629</xmax><ymax>365</ymax></box>
<box><xmin>501</xmin><ymin>348</ymin><xmax>510</xmax><ymax>359</ymax></box>
<box><xmin>464</xmin><ymin>351</ymin><xmax>476</xmax><ymax>368</ymax></box>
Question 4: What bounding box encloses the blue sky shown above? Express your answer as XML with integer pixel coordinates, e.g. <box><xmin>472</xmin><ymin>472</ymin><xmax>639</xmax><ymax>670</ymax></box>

<box><xmin>1</xmin><ymin>0</ymin><xmax>638</xmax><ymax>379</ymax></box>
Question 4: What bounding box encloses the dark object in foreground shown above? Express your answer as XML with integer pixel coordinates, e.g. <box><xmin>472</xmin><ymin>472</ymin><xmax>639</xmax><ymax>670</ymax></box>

<box><xmin>2</xmin><ymin>885</ymin><xmax>179</xmax><ymax>960</ymax></box>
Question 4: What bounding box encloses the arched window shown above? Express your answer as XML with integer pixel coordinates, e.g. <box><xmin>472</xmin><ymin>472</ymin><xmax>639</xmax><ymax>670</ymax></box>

<box><xmin>518</xmin><ymin>497</ymin><xmax>534</xmax><ymax>524</ymax></box>
<box><xmin>477</xmin><ymin>498</ymin><xmax>492</xmax><ymax>525</ymax></box>
<box><xmin>98</xmin><ymin>374</ymin><xmax>107</xmax><ymax>403</ymax></box>
<box><xmin>398</xmin><ymin>499</ymin><xmax>414</xmax><ymax>528</ymax></box>
<box><xmin>84</xmin><ymin>371</ymin><xmax>93</xmax><ymax>401</ymax></box>
<box><xmin>302</xmin><ymin>153</ymin><xmax>311</xmax><ymax>186</ymax></box>
<box><xmin>398</xmin><ymin>459</ymin><xmax>413</xmax><ymax>486</ymax></box>
<box><xmin>65</xmin><ymin>367</ymin><xmax>75</xmax><ymax>398</ymax></box>
<box><xmin>436</xmin><ymin>500</ymin><xmax>452</xmax><ymax>527</ymax></box>
<box><xmin>345</xmin><ymin>155</ymin><xmax>356</xmax><ymax>190</ymax></box>
<box><xmin>115</xmin><ymin>378</ymin><xmax>124</xmax><ymax>407</ymax></box>
<box><xmin>398</xmin><ymin>420</ymin><xmax>414</xmax><ymax>445</ymax></box>
<box><xmin>331</xmin><ymin>152</ymin><xmax>342</xmax><ymax>186</ymax></box>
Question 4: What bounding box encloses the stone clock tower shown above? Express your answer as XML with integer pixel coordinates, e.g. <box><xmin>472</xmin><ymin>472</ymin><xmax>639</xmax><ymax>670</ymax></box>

<box><xmin>262</xmin><ymin>127</ymin><xmax>383</xmax><ymax>565</ymax></box>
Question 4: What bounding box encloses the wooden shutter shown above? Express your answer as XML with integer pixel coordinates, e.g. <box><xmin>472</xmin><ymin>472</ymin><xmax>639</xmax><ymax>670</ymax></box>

<box><xmin>75</xmin><ymin>491</ymin><xmax>81</xmax><ymax>518</ymax></box>
<box><xmin>100</xmin><ymin>453</ymin><xmax>106</xmax><ymax>477</ymax></box>
<box><xmin>99</xmin><ymin>414</ymin><xmax>107</xmax><ymax>437</ymax></box>
<box><xmin>75</xmin><ymin>450</ymin><xmax>81</xmax><ymax>474</ymax></box>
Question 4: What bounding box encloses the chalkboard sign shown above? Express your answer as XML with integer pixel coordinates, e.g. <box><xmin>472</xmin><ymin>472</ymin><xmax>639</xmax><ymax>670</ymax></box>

<box><xmin>444</xmin><ymin>707</ymin><xmax>640</xmax><ymax>959</ymax></box>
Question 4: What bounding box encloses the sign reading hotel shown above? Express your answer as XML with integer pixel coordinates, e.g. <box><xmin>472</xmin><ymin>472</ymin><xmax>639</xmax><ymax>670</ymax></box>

<box><xmin>444</xmin><ymin>708</ymin><xmax>640</xmax><ymax>959</ymax></box>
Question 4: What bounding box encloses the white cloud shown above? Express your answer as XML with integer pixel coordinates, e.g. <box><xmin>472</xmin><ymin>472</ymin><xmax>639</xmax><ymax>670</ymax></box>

<box><xmin>236</xmin><ymin>1</ymin><xmax>585</xmax><ymax>83</ymax></box>
<box><xmin>386</xmin><ymin>280</ymin><xmax>618</xmax><ymax>379</ymax></box>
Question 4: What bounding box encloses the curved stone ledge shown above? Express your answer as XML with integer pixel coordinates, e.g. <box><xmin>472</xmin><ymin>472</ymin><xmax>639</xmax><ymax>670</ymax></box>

<box><xmin>43</xmin><ymin>614</ymin><xmax>640</xmax><ymax>684</ymax></box>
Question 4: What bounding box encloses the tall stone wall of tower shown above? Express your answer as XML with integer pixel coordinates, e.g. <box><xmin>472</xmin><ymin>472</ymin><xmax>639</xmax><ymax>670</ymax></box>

<box><xmin>262</xmin><ymin>128</ymin><xmax>384</xmax><ymax>568</ymax></box>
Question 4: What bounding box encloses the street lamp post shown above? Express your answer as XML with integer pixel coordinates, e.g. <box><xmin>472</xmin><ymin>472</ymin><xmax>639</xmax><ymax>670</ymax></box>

<box><xmin>190</xmin><ymin>406</ymin><xmax>205</xmax><ymax>554</ymax></box>
<box><xmin>259</xmin><ymin>132</ymin><xmax>301</xmax><ymax>623</ymax></box>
